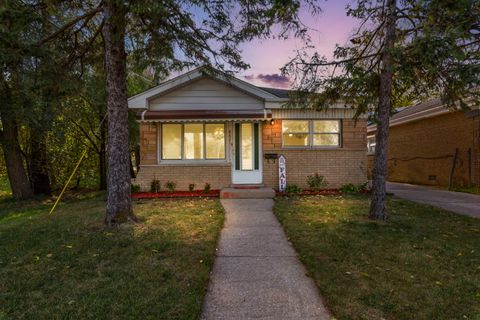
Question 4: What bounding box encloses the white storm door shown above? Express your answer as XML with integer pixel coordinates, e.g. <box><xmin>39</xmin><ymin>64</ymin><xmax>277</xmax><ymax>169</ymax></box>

<box><xmin>232</xmin><ymin>122</ymin><xmax>262</xmax><ymax>184</ymax></box>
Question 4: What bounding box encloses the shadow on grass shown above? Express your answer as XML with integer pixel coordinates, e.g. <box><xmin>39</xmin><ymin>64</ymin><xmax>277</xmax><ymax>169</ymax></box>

<box><xmin>0</xmin><ymin>191</ymin><xmax>106</xmax><ymax>223</ymax></box>
<box><xmin>274</xmin><ymin>194</ymin><xmax>480</xmax><ymax>319</ymax></box>
<box><xmin>0</xmin><ymin>195</ymin><xmax>224</xmax><ymax>319</ymax></box>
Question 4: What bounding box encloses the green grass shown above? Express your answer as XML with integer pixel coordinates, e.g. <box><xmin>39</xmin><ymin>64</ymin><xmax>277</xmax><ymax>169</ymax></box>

<box><xmin>0</xmin><ymin>194</ymin><xmax>224</xmax><ymax>319</ymax></box>
<box><xmin>274</xmin><ymin>195</ymin><xmax>480</xmax><ymax>320</ymax></box>
<box><xmin>450</xmin><ymin>186</ymin><xmax>480</xmax><ymax>195</ymax></box>
<box><xmin>0</xmin><ymin>175</ymin><xmax>11</xmax><ymax>199</ymax></box>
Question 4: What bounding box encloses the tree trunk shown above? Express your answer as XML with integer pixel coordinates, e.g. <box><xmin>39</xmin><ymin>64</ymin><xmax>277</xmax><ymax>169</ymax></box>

<box><xmin>28</xmin><ymin>128</ymin><xmax>52</xmax><ymax>196</ymax></box>
<box><xmin>369</xmin><ymin>0</ymin><xmax>397</xmax><ymax>220</ymax></box>
<box><xmin>99</xmin><ymin>116</ymin><xmax>107</xmax><ymax>190</ymax></box>
<box><xmin>129</xmin><ymin>153</ymin><xmax>136</xmax><ymax>178</ymax></box>
<box><xmin>134</xmin><ymin>144</ymin><xmax>140</xmax><ymax>175</ymax></box>
<box><xmin>0</xmin><ymin>113</ymin><xmax>33</xmax><ymax>200</ymax></box>
<box><xmin>103</xmin><ymin>0</ymin><xmax>135</xmax><ymax>224</ymax></box>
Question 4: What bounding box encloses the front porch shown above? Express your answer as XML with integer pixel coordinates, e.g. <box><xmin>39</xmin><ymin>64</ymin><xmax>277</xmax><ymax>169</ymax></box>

<box><xmin>220</xmin><ymin>186</ymin><xmax>275</xmax><ymax>199</ymax></box>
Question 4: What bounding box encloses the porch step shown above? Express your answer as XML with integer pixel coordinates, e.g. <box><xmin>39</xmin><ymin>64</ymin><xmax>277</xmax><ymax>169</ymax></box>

<box><xmin>220</xmin><ymin>187</ymin><xmax>275</xmax><ymax>199</ymax></box>
<box><xmin>229</xmin><ymin>184</ymin><xmax>265</xmax><ymax>189</ymax></box>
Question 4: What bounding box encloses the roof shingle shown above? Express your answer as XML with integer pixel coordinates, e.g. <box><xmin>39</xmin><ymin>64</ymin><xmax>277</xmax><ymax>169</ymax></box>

<box><xmin>256</xmin><ymin>87</ymin><xmax>292</xmax><ymax>98</ymax></box>
<box><xmin>390</xmin><ymin>98</ymin><xmax>444</xmax><ymax>121</ymax></box>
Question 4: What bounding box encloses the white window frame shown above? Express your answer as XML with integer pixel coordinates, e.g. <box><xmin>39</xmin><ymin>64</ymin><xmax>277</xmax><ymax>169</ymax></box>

<box><xmin>367</xmin><ymin>135</ymin><xmax>376</xmax><ymax>154</ymax></box>
<box><xmin>158</xmin><ymin>122</ymin><xmax>227</xmax><ymax>163</ymax></box>
<box><xmin>282</xmin><ymin>119</ymin><xmax>342</xmax><ymax>148</ymax></box>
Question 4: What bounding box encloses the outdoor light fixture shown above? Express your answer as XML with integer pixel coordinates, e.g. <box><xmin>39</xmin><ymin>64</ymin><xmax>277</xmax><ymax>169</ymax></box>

<box><xmin>270</xmin><ymin>119</ymin><xmax>275</xmax><ymax>125</ymax></box>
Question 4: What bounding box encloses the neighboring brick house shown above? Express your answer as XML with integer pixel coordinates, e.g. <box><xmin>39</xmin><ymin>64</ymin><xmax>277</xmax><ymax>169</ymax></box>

<box><xmin>129</xmin><ymin>67</ymin><xmax>367</xmax><ymax>191</ymax></box>
<box><xmin>367</xmin><ymin>98</ymin><xmax>480</xmax><ymax>188</ymax></box>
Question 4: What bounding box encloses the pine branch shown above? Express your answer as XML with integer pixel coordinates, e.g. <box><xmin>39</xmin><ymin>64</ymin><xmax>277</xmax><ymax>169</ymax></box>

<box><xmin>354</xmin><ymin>21</ymin><xmax>385</xmax><ymax>66</ymax></box>
<box><xmin>68</xmin><ymin>18</ymin><xmax>105</xmax><ymax>66</ymax></box>
<box><xmin>295</xmin><ymin>52</ymin><xmax>381</xmax><ymax>67</ymax></box>
<box><xmin>38</xmin><ymin>7</ymin><xmax>102</xmax><ymax>46</ymax></box>
<box><xmin>69</xmin><ymin>118</ymin><xmax>100</xmax><ymax>153</ymax></box>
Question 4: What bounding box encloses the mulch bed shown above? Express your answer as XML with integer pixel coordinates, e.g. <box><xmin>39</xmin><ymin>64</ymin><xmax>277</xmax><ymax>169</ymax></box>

<box><xmin>276</xmin><ymin>189</ymin><xmax>342</xmax><ymax>196</ymax></box>
<box><xmin>132</xmin><ymin>190</ymin><xmax>220</xmax><ymax>199</ymax></box>
<box><xmin>132</xmin><ymin>188</ymin><xmax>370</xmax><ymax>199</ymax></box>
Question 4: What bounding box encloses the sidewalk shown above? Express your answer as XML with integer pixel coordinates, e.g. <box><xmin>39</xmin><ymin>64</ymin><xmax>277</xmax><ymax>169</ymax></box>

<box><xmin>387</xmin><ymin>182</ymin><xmax>480</xmax><ymax>218</ymax></box>
<box><xmin>201</xmin><ymin>199</ymin><xmax>330</xmax><ymax>320</ymax></box>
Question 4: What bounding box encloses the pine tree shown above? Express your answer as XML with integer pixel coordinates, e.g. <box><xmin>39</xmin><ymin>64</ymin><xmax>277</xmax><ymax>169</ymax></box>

<box><xmin>0</xmin><ymin>2</ymin><xmax>38</xmax><ymax>199</ymax></box>
<box><xmin>284</xmin><ymin>0</ymin><xmax>480</xmax><ymax>220</ymax></box>
<box><xmin>36</xmin><ymin>0</ymin><xmax>319</xmax><ymax>224</ymax></box>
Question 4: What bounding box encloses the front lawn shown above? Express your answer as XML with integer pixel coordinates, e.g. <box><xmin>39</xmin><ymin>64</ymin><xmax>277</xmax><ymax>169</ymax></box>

<box><xmin>0</xmin><ymin>194</ymin><xmax>224</xmax><ymax>319</ymax></box>
<box><xmin>450</xmin><ymin>186</ymin><xmax>480</xmax><ymax>195</ymax></box>
<box><xmin>274</xmin><ymin>195</ymin><xmax>480</xmax><ymax>320</ymax></box>
<box><xmin>0</xmin><ymin>175</ymin><xmax>11</xmax><ymax>199</ymax></box>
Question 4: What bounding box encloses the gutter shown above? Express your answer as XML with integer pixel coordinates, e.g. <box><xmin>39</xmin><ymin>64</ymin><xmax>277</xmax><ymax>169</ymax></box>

<box><xmin>367</xmin><ymin>106</ymin><xmax>452</xmax><ymax>133</ymax></box>
<box><xmin>136</xmin><ymin>109</ymin><xmax>273</xmax><ymax>121</ymax></box>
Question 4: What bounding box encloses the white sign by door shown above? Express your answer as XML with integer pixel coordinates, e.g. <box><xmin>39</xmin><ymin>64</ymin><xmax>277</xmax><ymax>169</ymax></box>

<box><xmin>278</xmin><ymin>155</ymin><xmax>286</xmax><ymax>192</ymax></box>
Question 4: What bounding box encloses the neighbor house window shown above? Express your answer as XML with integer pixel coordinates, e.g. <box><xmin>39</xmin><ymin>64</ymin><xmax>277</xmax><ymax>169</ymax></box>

<box><xmin>367</xmin><ymin>136</ymin><xmax>376</xmax><ymax>154</ymax></box>
<box><xmin>282</xmin><ymin>120</ymin><xmax>341</xmax><ymax>147</ymax></box>
<box><xmin>161</xmin><ymin>123</ymin><xmax>225</xmax><ymax>160</ymax></box>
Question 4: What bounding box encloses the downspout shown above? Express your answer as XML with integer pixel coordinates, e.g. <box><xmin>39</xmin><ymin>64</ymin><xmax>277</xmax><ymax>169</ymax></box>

<box><xmin>263</xmin><ymin>109</ymin><xmax>272</xmax><ymax>120</ymax></box>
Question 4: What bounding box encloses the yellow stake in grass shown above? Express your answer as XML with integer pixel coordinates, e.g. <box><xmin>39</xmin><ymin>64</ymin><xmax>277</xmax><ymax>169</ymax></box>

<box><xmin>49</xmin><ymin>148</ymin><xmax>88</xmax><ymax>214</ymax></box>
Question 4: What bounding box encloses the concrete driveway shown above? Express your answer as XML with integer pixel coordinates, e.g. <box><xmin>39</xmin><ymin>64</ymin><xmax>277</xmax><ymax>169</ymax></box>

<box><xmin>387</xmin><ymin>182</ymin><xmax>480</xmax><ymax>218</ymax></box>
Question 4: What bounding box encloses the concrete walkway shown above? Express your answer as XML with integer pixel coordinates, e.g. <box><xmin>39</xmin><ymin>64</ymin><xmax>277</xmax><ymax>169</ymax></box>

<box><xmin>387</xmin><ymin>182</ymin><xmax>480</xmax><ymax>218</ymax></box>
<box><xmin>201</xmin><ymin>199</ymin><xmax>330</xmax><ymax>320</ymax></box>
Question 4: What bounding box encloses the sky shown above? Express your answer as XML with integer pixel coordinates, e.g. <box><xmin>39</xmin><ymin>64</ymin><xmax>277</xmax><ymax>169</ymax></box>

<box><xmin>239</xmin><ymin>0</ymin><xmax>359</xmax><ymax>88</ymax></box>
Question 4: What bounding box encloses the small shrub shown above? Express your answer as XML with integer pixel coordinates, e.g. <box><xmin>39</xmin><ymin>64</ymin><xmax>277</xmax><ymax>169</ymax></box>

<box><xmin>340</xmin><ymin>183</ymin><xmax>367</xmax><ymax>194</ymax></box>
<box><xmin>188</xmin><ymin>184</ymin><xmax>195</xmax><ymax>192</ymax></box>
<box><xmin>131</xmin><ymin>184</ymin><xmax>141</xmax><ymax>194</ymax></box>
<box><xmin>165</xmin><ymin>181</ymin><xmax>176</xmax><ymax>193</ymax></box>
<box><xmin>284</xmin><ymin>184</ymin><xmax>302</xmax><ymax>194</ymax></box>
<box><xmin>340</xmin><ymin>182</ymin><xmax>371</xmax><ymax>194</ymax></box>
<box><xmin>150</xmin><ymin>179</ymin><xmax>161</xmax><ymax>193</ymax></box>
<box><xmin>306</xmin><ymin>173</ymin><xmax>327</xmax><ymax>191</ymax></box>
<box><xmin>203</xmin><ymin>183</ymin><xmax>211</xmax><ymax>193</ymax></box>
<box><xmin>339</xmin><ymin>183</ymin><xmax>358</xmax><ymax>193</ymax></box>
<box><xmin>358</xmin><ymin>181</ymin><xmax>370</xmax><ymax>192</ymax></box>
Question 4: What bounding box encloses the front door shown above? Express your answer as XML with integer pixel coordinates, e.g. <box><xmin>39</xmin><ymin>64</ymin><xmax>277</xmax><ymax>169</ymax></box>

<box><xmin>232</xmin><ymin>122</ymin><xmax>262</xmax><ymax>184</ymax></box>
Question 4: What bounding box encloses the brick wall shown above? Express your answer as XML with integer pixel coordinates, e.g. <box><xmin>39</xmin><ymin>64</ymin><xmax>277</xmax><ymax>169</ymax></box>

<box><xmin>132</xmin><ymin>164</ymin><xmax>231</xmax><ymax>191</ymax></box>
<box><xmin>136</xmin><ymin>119</ymin><xmax>368</xmax><ymax>190</ymax></box>
<box><xmin>367</xmin><ymin>154</ymin><xmax>374</xmax><ymax>180</ymax></box>
<box><xmin>474</xmin><ymin>116</ymin><xmax>480</xmax><ymax>186</ymax></box>
<box><xmin>262</xmin><ymin>119</ymin><xmax>367</xmax><ymax>188</ymax></box>
<box><xmin>343</xmin><ymin>119</ymin><xmax>368</xmax><ymax>149</ymax></box>
<box><xmin>368</xmin><ymin>111</ymin><xmax>478</xmax><ymax>187</ymax></box>
<box><xmin>136</xmin><ymin>123</ymin><xmax>232</xmax><ymax>191</ymax></box>
<box><xmin>140</xmin><ymin>123</ymin><xmax>158</xmax><ymax>165</ymax></box>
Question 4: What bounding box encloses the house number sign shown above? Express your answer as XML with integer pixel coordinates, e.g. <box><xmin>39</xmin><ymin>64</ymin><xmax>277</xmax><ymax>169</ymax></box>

<box><xmin>278</xmin><ymin>155</ymin><xmax>286</xmax><ymax>192</ymax></box>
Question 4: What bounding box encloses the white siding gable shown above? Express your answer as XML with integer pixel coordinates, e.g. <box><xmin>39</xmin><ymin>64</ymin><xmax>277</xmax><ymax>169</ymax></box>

<box><xmin>149</xmin><ymin>78</ymin><xmax>264</xmax><ymax>111</ymax></box>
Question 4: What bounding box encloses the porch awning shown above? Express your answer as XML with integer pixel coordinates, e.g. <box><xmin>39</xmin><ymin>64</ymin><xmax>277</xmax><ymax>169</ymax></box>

<box><xmin>135</xmin><ymin>109</ymin><xmax>273</xmax><ymax>122</ymax></box>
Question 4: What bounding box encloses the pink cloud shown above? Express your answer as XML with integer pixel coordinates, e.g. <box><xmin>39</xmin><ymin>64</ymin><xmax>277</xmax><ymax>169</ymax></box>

<box><xmin>239</xmin><ymin>1</ymin><xmax>359</xmax><ymax>83</ymax></box>
<box><xmin>245</xmin><ymin>73</ymin><xmax>290</xmax><ymax>88</ymax></box>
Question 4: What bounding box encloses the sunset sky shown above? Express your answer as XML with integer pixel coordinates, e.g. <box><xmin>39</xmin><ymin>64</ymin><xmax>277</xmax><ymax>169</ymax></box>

<box><xmin>239</xmin><ymin>0</ymin><xmax>358</xmax><ymax>88</ymax></box>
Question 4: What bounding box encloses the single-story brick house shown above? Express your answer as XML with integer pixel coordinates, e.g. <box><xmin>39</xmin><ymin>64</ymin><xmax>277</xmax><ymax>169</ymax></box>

<box><xmin>129</xmin><ymin>67</ymin><xmax>367</xmax><ymax>191</ymax></box>
<box><xmin>367</xmin><ymin>98</ymin><xmax>480</xmax><ymax>188</ymax></box>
